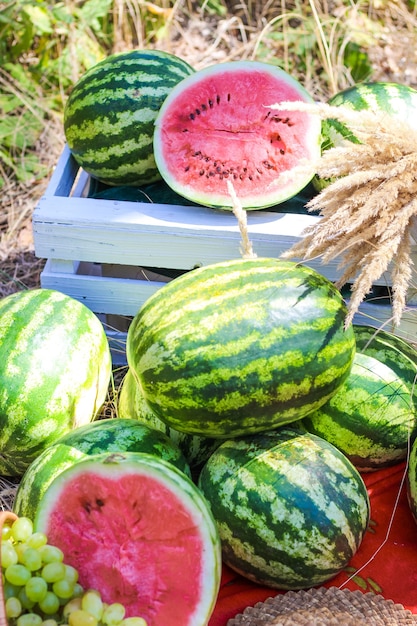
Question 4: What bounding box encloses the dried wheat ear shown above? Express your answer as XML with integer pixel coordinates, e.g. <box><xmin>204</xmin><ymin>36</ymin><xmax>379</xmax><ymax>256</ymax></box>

<box><xmin>268</xmin><ymin>101</ymin><xmax>417</xmax><ymax>328</ymax></box>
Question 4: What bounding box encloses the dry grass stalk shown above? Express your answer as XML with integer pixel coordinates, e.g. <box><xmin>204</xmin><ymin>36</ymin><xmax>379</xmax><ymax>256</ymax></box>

<box><xmin>227</xmin><ymin>180</ymin><xmax>257</xmax><ymax>259</ymax></box>
<box><xmin>269</xmin><ymin>101</ymin><xmax>417</xmax><ymax>327</ymax></box>
<box><xmin>0</xmin><ymin>476</ymin><xmax>19</xmax><ymax>512</ymax></box>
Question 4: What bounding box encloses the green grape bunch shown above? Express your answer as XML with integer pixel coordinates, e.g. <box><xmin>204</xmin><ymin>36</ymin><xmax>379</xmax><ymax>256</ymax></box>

<box><xmin>1</xmin><ymin>514</ymin><xmax>147</xmax><ymax>626</ymax></box>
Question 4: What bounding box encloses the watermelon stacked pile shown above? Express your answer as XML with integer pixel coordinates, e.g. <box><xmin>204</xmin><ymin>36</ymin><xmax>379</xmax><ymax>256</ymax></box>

<box><xmin>121</xmin><ymin>254</ymin><xmax>417</xmax><ymax>593</ymax></box>
<box><xmin>3</xmin><ymin>49</ymin><xmax>417</xmax><ymax>626</ymax></box>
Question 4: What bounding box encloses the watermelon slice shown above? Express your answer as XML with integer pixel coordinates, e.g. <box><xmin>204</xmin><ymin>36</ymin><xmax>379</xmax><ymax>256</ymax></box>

<box><xmin>153</xmin><ymin>60</ymin><xmax>321</xmax><ymax>210</ymax></box>
<box><xmin>32</xmin><ymin>451</ymin><xmax>222</xmax><ymax>626</ymax></box>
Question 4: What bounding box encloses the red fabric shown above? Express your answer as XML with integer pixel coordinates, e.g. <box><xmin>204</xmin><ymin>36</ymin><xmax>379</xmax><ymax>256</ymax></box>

<box><xmin>208</xmin><ymin>461</ymin><xmax>417</xmax><ymax>625</ymax></box>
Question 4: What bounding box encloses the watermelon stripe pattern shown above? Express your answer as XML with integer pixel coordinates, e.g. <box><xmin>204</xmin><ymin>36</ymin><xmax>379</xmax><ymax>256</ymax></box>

<box><xmin>353</xmin><ymin>324</ymin><xmax>417</xmax><ymax>410</ymax></box>
<box><xmin>64</xmin><ymin>49</ymin><xmax>194</xmax><ymax>186</ymax></box>
<box><xmin>303</xmin><ymin>352</ymin><xmax>416</xmax><ymax>471</ymax></box>
<box><xmin>198</xmin><ymin>428</ymin><xmax>370</xmax><ymax>589</ymax></box>
<box><xmin>329</xmin><ymin>82</ymin><xmax>417</xmax><ymax>121</ymax></box>
<box><xmin>323</xmin><ymin>82</ymin><xmax>417</xmax><ymax>152</ymax></box>
<box><xmin>14</xmin><ymin>418</ymin><xmax>192</xmax><ymax>521</ymax></box>
<box><xmin>127</xmin><ymin>258</ymin><xmax>356</xmax><ymax>437</ymax></box>
<box><xmin>0</xmin><ymin>288</ymin><xmax>112</xmax><ymax>476</ymax></box>
<box><xmin>117</xmin><ymin>368</ymin><xmax>221</xmax><ymax>468</ymax></box>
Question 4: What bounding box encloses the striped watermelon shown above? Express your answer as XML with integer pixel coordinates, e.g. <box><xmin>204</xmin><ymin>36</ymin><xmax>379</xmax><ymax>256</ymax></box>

<box><xmin>324</xmin><ymin>81</ymin><xmax>417</xmax><ymax>149</ymax></box>
<box><xmin>32</xmin><ymin>452</ymin><xmax>222</xmax><ymax>626</ymax></box>
<box><xmin>315</xmin><ymin>81</ymin><xmax>417</xmax><ymax>189</ymax></box>
<box><xmin>118</xmin><ymin>368</ymin><xmax>221</xmax><ymax>469</ymax></box>
<box><xmin>198</xmin><ymin>426</ymin><xmax>370</xmax><ymax>589</ymax></box>
<box><xmin>126</xmin><ymin>258</ymin><xmax>356</xmax><ymax>438</ymax></box>
<box><xmin>0</xmin><ymin>288</ymin><xmax>112</xmax><ymax>477</ymax></box>
<box><xmin>13</xmin><ymin>417</ymin><xmax>191</xmax><ymax>522</ymax></box>
<box><xmin>302</xmin><ymin>351</ymin><xmax>416</xmax><ymax>471</ymax></box>
<box><xmin>353</xmin><ymin>324</ymin><xmax>417</xmax><ymax>410</ymax></box>
<box><xmin>64</xmin><ymin>49</ymin><xmax>195</xmax><ymax>186</ymax></box>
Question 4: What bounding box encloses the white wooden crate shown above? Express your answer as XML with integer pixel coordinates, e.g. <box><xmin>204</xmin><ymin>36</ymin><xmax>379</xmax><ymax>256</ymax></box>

<box><xmin>32</xmin><ymin>145</ymin><xmax>417</xmax><ymax>359</ymax></box>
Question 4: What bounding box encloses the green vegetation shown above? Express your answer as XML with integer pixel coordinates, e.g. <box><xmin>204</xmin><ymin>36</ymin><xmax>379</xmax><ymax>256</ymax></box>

<box><xmin>1</xmin><ymin>0</ymin><xmax>416</xmax><ymax>199</ymax></box>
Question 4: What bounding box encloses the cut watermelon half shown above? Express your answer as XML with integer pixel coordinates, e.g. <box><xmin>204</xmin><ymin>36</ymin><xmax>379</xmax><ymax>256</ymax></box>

<box><xmin>32</xmin><ymin>451</ymin><xmax>222</xmax><ymax>626</ymax></box>
<box><xmin>153</xmin><ymin>60</ymin><xmax>321</xmax><ymax>210</ymax></box>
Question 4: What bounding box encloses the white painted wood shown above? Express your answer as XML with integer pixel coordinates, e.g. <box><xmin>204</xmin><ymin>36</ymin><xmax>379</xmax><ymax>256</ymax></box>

<box><xmin>45</xmin><ymin>145</ymin><xmax>79</xmax><ymax>197</ymax></box>
<box><xmin>34</xmin><ymin>146</ymin><xmax>417</xmax><ymax>344</ymax></box>
<box><xmin>41</xmin><ymin>262</ymin><xmax>167</xmax><ymax>316</ymax></box>
<box><xmin>34</xmin><ymin>190</ymin><xmax>413</xmax><ymax>286</ymax></box>
<box><xmin>45</xmin><ymin>259</ymin><xmax>81</xmax><ymax>274</ymax></box>
<box><xmin>34</xmin><ymin>196</ymin><xmax>328</xmax><ymax>272</ymax></box>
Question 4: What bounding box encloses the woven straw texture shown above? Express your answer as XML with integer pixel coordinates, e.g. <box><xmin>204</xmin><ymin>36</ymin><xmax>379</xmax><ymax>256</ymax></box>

<box><xmin>227</xmin><ymin>586</ymin><xmax>417</xmax><ymax>625</ymax></box>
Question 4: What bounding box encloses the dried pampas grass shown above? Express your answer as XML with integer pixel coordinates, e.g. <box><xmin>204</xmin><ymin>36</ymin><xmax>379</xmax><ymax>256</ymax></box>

<box><xmin>269</xmin><ymin>101</ymin><xmax>417</xmax><ymax>327</ymax></box>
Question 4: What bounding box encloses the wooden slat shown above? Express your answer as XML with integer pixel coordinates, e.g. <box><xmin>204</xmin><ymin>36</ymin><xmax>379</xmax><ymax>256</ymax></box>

<box><xmin>34</xmin><ymin>146</ymin><xmax>417</xmax><ymax>346</ymax></box>
<box><xmin>41</xmin><ymin>260</ymin><xmax>165</xmax><ymax>316</ymax></box>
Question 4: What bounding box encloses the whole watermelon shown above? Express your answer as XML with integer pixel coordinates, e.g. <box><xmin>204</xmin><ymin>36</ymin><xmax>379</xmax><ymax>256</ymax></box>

<box><xmin>64</xmin><ymin>49</ymin><xmax>195</xmax><ymax>186</ymax></box>
<box><xmin>126</xmin><ymin>258</ymin><xmax>356</xmax><ymax>437</ymax></box>
<box><xmin>14</xmin><ymin>417</ymin><xmax>191</xmax><ymax>521</ymax></box>
<box><xmin>198</xmin><ymin>426</ymin><xmax>370</xmax><ymax>590</ymax></box>
<box><xmin>0</xmin><ymin>288</ymin><xmax>112</xmax><ymax>476</ymax></box>
<box><xmin>303</xmin><ymin>351</ymin><xmax>417</xmax><ymax>471</ymax></box>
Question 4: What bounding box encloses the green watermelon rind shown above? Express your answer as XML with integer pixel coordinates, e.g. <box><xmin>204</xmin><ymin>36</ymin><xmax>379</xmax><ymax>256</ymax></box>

<box><xmin>325</xmin><ymin>81</ymin><xmax>417</xmax><ymax>148</ymax></box>
<box><xmin>0</xmin><ymin>288</ymin><xmax>112</xmax><ymax>477</ymax></box>
<box><xmin>126</xmin><ymin>257</ymin><xmax>356</xmax><ymax>437</ymax></box>
<box><xmin>64</xmin><ymin>49</ymin><xmax>195</xmax><ymax>187</ymax></box>
<box><xmin>302</xmin><ymin>351</ymin><xmax>417</xmax><ymax>471</ymax></box>
<box><xmin>13</xmin><ymin>417</ymin><xmax>192</xmax><ymax>521</ymax></box>
<box><xmin>117</xmin><ymin>369</ymin><xmax>221</xmax><ymax>468</ymax></box>
<box><xmin>198</xmin><ymin>427</ymin><xmax>370</xmax><ymax>590</ymax></box>
<box><xmin>315</xmin><ymin>82</ymin><xmax>417</xmax><ymax>190</ymax></box>
<box><xmin>353</xmin><ymin>324</ymin><xmax>417</xmax><ymax>407</ymax></box>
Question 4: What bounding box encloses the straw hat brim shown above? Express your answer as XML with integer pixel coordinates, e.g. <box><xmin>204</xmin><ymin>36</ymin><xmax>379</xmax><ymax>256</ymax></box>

<box><xmin>227</xmin><ymin>586</ymin><xmax>417</xmax><ymax>626</ymax></box>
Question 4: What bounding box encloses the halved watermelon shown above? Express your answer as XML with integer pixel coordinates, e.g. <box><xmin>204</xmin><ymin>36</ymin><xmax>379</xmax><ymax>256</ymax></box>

<box><xmin>153</xmin><ymin>60</ymin><xmax>321</xmax><ymax>209</ymax></box>
<box><xmin>32</xmin><ymin>451</ymin><xmax>221</xmax><ymax>626</ymax></box>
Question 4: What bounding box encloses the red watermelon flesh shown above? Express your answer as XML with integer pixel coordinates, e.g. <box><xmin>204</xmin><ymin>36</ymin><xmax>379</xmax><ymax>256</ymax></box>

<box><xmin>33</xmin><ymin>452</ymin><xmax>221</xmax><ymax>626</ymax></box>
<box><xmin>153</xmin><ymin>60</ymin><xmax>321</xmax><ymax>209</ymax></box>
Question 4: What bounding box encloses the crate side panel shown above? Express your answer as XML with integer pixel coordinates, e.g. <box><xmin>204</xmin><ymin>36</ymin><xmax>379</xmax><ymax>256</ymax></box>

<box><xmin>352</xmin><ymin>303</ymin><xmax>417</xmax><ymax>344</ymax></box>
<box><xmin>33</xmin><ymin>195</ymin><xmax>398</xmax><ymax>285</ymax></box>
<box><xmin>33</xmin><ymin>195</ymin><xmax>320</xmax><ymax>267</ymax></box>
<box><xmin>40</xmin><ymin>264</ymin><xmax>164</xmax><ymax>316</ymax></box>
<box><xmin>47</xmin><ymin>146</ymin><xmax>80</xmax><ymax>197</ymax></box>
